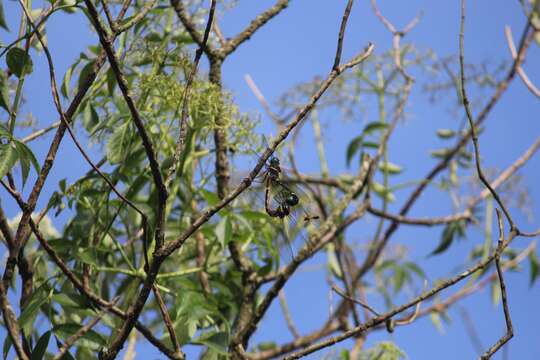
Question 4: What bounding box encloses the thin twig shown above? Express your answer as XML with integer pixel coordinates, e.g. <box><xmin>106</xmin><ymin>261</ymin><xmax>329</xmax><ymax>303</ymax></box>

<box><xmin>53</xmin><ymin>298</ymin><xmax>119</xmax><ymax>360</ymax></box>
<box><xmin>0</xmin><ymin>282</ymin><xmax>28</xmax><ymax>360</ymax></box>
<box><xmin>279</xmin><ymin>289</ymin><xmax>300</xmax><ymax>339</ymax></box>
<box><xmin>368</xmin><ymin>206</ymin><xmax>471</xmax><ymax>226</ymax></box>
<box><xmin>152</xmin><ymin>285</ymin><xmax>182</xmax><ymax>355</ymax></box>
<box><xmin>223</xmin><ymin>0</ymin><xmax>290</xmax><ymax>56</ymax></box>
<box><xmin>459</xmin><ymin>0</ymin><xmax>515</xmax><ymax>230</ymax></box>
<box><xmin>83</xmin><ymin>2</ymin><xmax>168</xmax><ymax>253</ymax></box>
<box><xmin>333</xmin><ymin>0</ymin><xmax>355</xmax><ymax>70</ymax></box>
<box><xmin>284</xmin><ymin>227</ymin><xmax>519</xmax><ymax>359</ymax></box>
<box><xmin>21</xmin><ymin>121</ymin><xmax>61</xmax><ymax>143</ymax></box>
<box><xmin>165</xmin><ymin>0</ymin><xmax>217</xmax><ymax>189</ymax></box>
<box><xmin>505</xmin><ymin>25</ymin><xmax>540</xmax><ymax>99</ymax></box>
<box><xmin>480</xmin><ymin>209</ymin><xmax>513</xmax><ymax>359</ymax></box>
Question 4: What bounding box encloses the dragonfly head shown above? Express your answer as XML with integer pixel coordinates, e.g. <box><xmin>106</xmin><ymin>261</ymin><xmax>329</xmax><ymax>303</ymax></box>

<box><xmin>285</xmin><ymin>192</ymin><xmax>299</xmax><ymax>207</ymax></box>
<box><xmin>268</xmin><ymin>156</ymin><xmax>280</xmax><ymax>168</ymax></box>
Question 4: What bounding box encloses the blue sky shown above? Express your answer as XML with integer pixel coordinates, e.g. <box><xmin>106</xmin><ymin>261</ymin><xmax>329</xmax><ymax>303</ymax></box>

<box><xmin>2</xmin><ymin>1</ymin><xmax>540</xmax><ymax>359</ymax></box>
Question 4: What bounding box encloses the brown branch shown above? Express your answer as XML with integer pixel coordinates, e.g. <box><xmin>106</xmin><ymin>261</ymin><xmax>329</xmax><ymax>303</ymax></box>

<box><xmin>53</xmin><ymin>298</ymin><xmax>119</xmax><ymax>360</ymax></box>
<box><xmin>480</xmin><ymin>209</ymin><xmax>513</xmax><ymax>359</ymax></box>
<box><xmin>152</xmin><ymin>285</ymin><xmax>182</xmax><ymax>355</ymax></box>
<box><xmin>115</xmin><ymin>1</ymin><xmax>157</xmax><ymax>34</ymax></box>
<box><xmin>17</xmin><ymin>0</ymin><xmax>151</xmax><ymax>270</ymax></box>
<box><xmin>505</xmin><ymin>25</ymin><xmax>540</xmax><ymax>99</ymax></box>
<box><xmin>223</xmin><ymin>0</ymin><xmax>290</xmax><ymax>56</ymax></box>
<box><xmin>367</xmin><ymin>206</ymin><xmax>471</xmax><ymax>226</ymax></box>
<box><xmin>165</xmin><ymin>0</ymin><xmax>217</xmax><ymax>189</ymax></box>
<box><xmin>84</xmin><ymin>1</ymin><xmax>168</xmax><ymax>252</ymax></box>
<box><xmin>237</xmin><ymin>156</ymin><xmax>374</xmax><ymax>346</ymax></box>
<box><xmin>331</xmin><ymin>285</ymin><xmax>379</xmax><ymax>316</ymax></box>
<box><xmin>159</xmin><ymin>44</ymin><xmax>373</xmax><ymax>260</ymax></box>
<box><xmin>284</xmin><ymin>228</ymin><xmax>519</xmax><ymax>359</ymax></box>
<box><xmin>100</xmin><ymin>0</ymin><xmax>116</xmax><ymax>31</ymax></box>
<box><xmin>21</xmin><ymin>121</ymin><xmax>61</xmax><ymax>143</ymax></box>
<box><xmin>279</xmin><ymin>289</ymin><xmax>300</xmax><ymax>339</ymax></box>
<box><xmin>249</xmin><ymin>322</ymin><xmax>341</xmax><ymax>360</ymax></box>
<box><xmin>0</xmin><ymin>282</ymin><xmax>28</xmax><ymax>360</ymax></box>
<box><xmin>352</xmin><ymin>19</ymin><xmax>533</xmax><ymax>286</ymax></box>
<box><xmin>333</xmin><ymin>0</ymin><xmax>355</xmax><ymax>70</ymax></box>
<box><xmin>244</xmin><ymin>74</ymin><xmax>285</xmax><ymax>125</ymax></box>
<box><xmin>170</xmin><ymin>0</ymin><xmax>217</xmax><ymax>57</ymax></box>
<box><xmin>0</xmin><ymin>182</ymin><xmax>180</xmax><ymax>359</ymax></box>
<box><xmin>9</xmin><ymin>0</ymin><xmax>136</xmax><ymax>290</ymax></box>
<box><xmin>0</xmin><ymin>204</ymin><xmax>15</xmax><ymax>249</ymax></box>
<box><xmin>25</xmin><ymin>217</ymin><xmax>182</xmax><ymax>359</ymax></box>
<box><xmin>459</xmin><ymin>0</ymin><xmax>515</xmax><ymax>230</ymax></box>
<box><xmin>469</xmin><ymin>135</ymin><xmax>540</xmax><ymax>208</ymax></box>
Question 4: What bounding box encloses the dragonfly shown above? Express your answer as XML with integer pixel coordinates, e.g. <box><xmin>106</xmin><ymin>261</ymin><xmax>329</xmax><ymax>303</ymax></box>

<box><xmin>259</xmin><ymin>155</ymin><xmax>320</xmax><ymax>226</ymax></box>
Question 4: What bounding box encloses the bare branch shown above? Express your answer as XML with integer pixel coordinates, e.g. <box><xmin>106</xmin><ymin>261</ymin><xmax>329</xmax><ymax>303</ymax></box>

<box><xmin>368</xmin><ymin>206</ymin><xmax>471</xmax><ymax>226</ymax></box>
<box><xmin>505</xmin><ymin>25</ymin><xmax>540</xmax><ymax>99</ymax></box>
<box><xmin>224</xmin><ymin>0</ymin><xmax>290</xmax><ymax>56</ymax></box>
<box><xmin>171</xmin><ymin>0</ymin><xmax>216</xmax><ymax>57</ymax></box>
<box><xmin>459</xmin><ymin>0</ymin><xmax>515</xmax><ymax>229</ymax></box>
<box><xmin>279</xmin><ymin>289</ymin><xmax>300</xmax><ymax>339</ymax></box>
<box><xmin>333</xmin><ymin>0</ymin><xmax>355</xmax><ymax>70</ymax></box>
<box><xmin>284</xmin><ymin>228</ymin><xmax>519</xmax><ymax>359</ymax></box>
<box><xmin>0</xmin><ymin>282</ymin><xmax>28</xmax><ymax>360</ymax></box>
<box><xmin>152</xmin><ymin>286</ymin><xmax>182</xmax><ymax>356</ymax></box>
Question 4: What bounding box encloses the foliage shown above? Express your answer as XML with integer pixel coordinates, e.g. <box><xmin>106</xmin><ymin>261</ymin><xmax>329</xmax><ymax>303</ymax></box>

<box><xmin>0</xmin><ymin>1</ymin><xmax>539</xmax><ymax>359</ymax></box>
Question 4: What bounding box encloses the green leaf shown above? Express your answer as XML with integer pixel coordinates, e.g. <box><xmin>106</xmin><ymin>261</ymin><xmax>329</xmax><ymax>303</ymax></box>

<box><xmin>31</xmin><ymin>330</ymin><xmax>51</xmax><ymax>360</ymax></box>
<box><xmin>346</xmin><ymin>135</ymin><xmax>363</xmax><ymax>167</ymax></box>
<box><xmin>436</xmin><ymin>129</ymin><xmax>456</xmax><ymax>139</ymax></box>
<box><xmin>106</xmin><ymin>66</ymin><xmax>116</xmax><ymax>96</ymax></box>
<box><xmin>74</xmin><ymin>247</ymin><xmax>99</xmax><ymax>266</ymax></box>
<box><xmin>61</xmin><ymin>61</ymin><xmax>77</xmax><ymax>98</ymax></box>
<box><xmin>77</xmin><ymin>59</ymin><xmax>96</xmax><ymax>93</ymax></box>
<box><xmin>215</xmin><ymin>216</ymin><xmax>232</xmax><ymax>248</ymax></box>
<box><xmin>3</xmin><ymin>335</ymin><xmax>12</xmax><ymax>360</ymax></box>
<box><xmin>430</xmin><ymin>312</ymin><xmax>445</xmax><ymax>334</ymax></box>
<box><xmin>0</xmin><ymin>0</ymin><xmax>9</xmax><ymax>31</ymax></box>
<box><xmin>201</xmin><ymin>189</ymin><xmax>220</xmax><ymax>207</ymax></box>
<box><xmin>240</xmin><ymin>210</ymin><xmax>268</xmax><ymax>222</ymax></box>
<box><xmin>0</xmin><ymin>123</ymin><xmax>10</xmax><ymax>138</ymax></box>
<box><xmin>327</xmin><ymin>243</ymin><xmax>342</xmax><ymax>279</ymax></box>
<box><xmin>430</xmin><ymin>223</ymin><xmax>456</xmax><ymax>256</ymax></box>
<box><xmin>106</xmin><ymin>122</ymin><xmax>130</xmax><ymax>164</ymax></box>
<box><xmin>193</xmin><ymin>331</ymin><xmax>229</xmax><ymax>355</ymax></box>
<box><xmin>0</xmin><ymin>71</ymin><xmax>10</xmax><ymax>112</ymax></box>
<box><xmin>53</xmin><ymin>323</ymin><xmax>106</xmax><ymax>349</ymax></box>
<box><xmin>405</xmin><ymin>262</ymin><xmax>426</xmax><ymax>279</ymax></box>
<box><xmin>371</xmin><ymin>181</ymin><xmax>396</xmax><ymax>202</ymax></box>
<box><xmin>379</xmin><ymin>161</ymin><xmax>403</xmax><ymax>175</ymax></box>
<box><xmin>83</xmin><ymin>103</ymin><xmax>99</xmax><ymax>131</ymax></box>
<box><xmin>0</xmin><ymin>143</ymin><xmax>18</xmax><ymax>180</ymax></box>
<box><xmin>6</xmin><ymin>48</ymin><xmax>33</xmax><ymax>78</ymax></box>
<box><xmin>430</xmin><ymin>148</ymin><xmax>451</xmax><ymax>159</ymax></box>
<box><xmin>14</xmin><ymin>140</ymin><xmax>40</xmax><ymax>187</ymax></box>
<box><xmin>18</xmin><ymin>288</ymin><xmax>49</xmax><ymax>335</ymax></box>
<box><xmin>393</xmin><ymin>267</ymin><xmax>407</xmax><ymax>293</ymax></box>
<box><xmin>529</xmin><ymin>251</ymin><xmax>539</xmax><ymax>286</ymax></box>
<box><xmin>52</xmin><ymin>293</ymin><xmax>85</xmax><ymax>308</ymax></box>
<box><xmin>363</xmin><ymin>122</ymin><xmax>389</xmax><ymax>135</ymax></box>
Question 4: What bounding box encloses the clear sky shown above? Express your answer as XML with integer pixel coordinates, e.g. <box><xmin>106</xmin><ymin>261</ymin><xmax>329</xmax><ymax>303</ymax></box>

<box><xmin>1</xmin><ymin>1</ymin><xmax>539</xmax><ymax>359</ymax></box>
